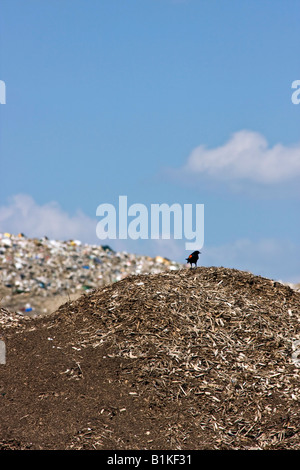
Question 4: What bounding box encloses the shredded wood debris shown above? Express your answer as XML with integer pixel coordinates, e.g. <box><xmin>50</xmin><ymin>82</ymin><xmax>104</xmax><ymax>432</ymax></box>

<box><xmin>1</xmin><ymin>266</ymin><xmax>300</xmax><ymax>449</ymax></box>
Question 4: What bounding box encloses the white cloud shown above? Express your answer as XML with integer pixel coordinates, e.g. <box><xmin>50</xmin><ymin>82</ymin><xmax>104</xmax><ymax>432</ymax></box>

<box><xmin>182</xmin><ymin>130</ymin><xmax>300</xmax><ymax>184</ymax></box>
<box><xmin>0</xmin><ymin>194</ymin><xmax>100</xmax><ymax>244</ymax></box>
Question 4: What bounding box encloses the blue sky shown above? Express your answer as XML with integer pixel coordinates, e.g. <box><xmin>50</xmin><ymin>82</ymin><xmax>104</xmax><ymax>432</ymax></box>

<box><xmin>0</xmin><ymin>0</ymin><xmax>299</xmax><ymax>282</ymax></box>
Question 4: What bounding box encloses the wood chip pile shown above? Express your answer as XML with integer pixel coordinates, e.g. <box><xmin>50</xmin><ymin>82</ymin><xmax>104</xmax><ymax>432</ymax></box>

<box><xmin>1</xmin><ymin>267</ymin><xmax>300</xmax><ymax>450</ymax></box>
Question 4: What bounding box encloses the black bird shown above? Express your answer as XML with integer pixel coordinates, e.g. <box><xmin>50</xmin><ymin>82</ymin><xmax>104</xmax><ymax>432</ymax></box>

<box><xmin>186</xmin><ymin>250</ymin><xmax>201</xmax><ymax>268</ymax></box>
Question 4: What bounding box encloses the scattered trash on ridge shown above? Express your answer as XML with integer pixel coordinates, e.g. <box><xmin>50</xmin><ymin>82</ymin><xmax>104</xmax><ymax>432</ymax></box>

<box><xmin>0</xmin><ymin>232</ymin><xmax>182</xmax><ymax>316</ymax></box>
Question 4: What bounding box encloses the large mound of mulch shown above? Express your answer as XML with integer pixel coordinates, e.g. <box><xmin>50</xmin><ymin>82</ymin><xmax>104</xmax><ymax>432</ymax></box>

<box><xmin>1</xmin><ymin>267</ymin><xmax>300</xmax><ymax>450</ymax></box>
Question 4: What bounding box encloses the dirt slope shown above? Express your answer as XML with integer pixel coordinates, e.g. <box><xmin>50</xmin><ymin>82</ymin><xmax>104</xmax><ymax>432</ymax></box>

<box><xmin>1</xmin><ymin>267</ymin><xmax>300</xmax><ymax>450</ymax></box>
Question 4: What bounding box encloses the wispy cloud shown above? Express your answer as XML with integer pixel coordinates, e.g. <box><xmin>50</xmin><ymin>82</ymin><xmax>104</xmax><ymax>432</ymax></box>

<box><xmin>179</xmin><ymin>130</ymin><xmax>300</xmax><ymax>184</ymax></box>
<box><xmin>0</xmin><ymin>194</ymin><xmax>99</xmax><ymax>244</ymax></box>
<box><xmin>202</xmin><ymin>238</ymin><xmax>300</xmax><ymax>283</ymax></box>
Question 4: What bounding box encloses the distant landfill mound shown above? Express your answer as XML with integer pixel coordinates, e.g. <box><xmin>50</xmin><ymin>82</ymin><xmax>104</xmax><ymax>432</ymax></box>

<box><xmin>1</xmin><ymin>266</ymin><xmax>300</xmax><ymax>450</ymax></box>
<box><xmin>0</xmin><ymin>232</ymin><xmax>181</xmax><ymax>316</ymax></box>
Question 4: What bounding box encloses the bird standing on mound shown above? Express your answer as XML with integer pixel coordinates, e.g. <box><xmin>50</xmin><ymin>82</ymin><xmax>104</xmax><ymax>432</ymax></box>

<box><xmin>186</xmin><ymin>250</ymin><xmax>201</xmax><ymax>268</ymax></box>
